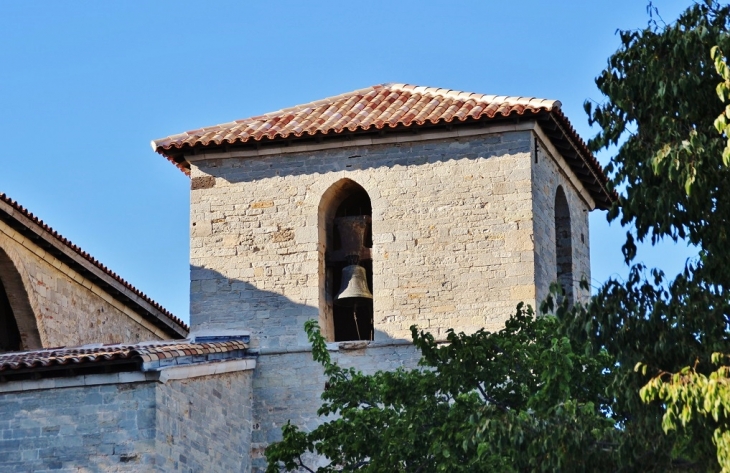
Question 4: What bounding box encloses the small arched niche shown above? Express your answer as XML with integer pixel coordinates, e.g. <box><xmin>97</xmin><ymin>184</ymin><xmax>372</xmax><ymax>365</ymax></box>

<box><xmin>554</xmin><ymin>186</ymin><xmax>574</xmax><ymax>305</ymax></box>
<box><xmin>0</xmin><ymin>248</ymin><xmax>42</xmax><ymax>351</ymax></box>
<box><xmin>319</xmin><ymin>179</ymin><xmax>374</xmax><ymax>342</ymax></box>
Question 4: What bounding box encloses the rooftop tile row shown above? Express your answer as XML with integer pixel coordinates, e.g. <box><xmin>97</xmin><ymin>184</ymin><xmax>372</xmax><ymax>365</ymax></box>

<box><xmin>152</xmin><ymin>83</ymin><xmax>614</xmax><ymax>208</ymax></box>
<box><xmin>0</xmin><ymin>339</ymin><xmax>246</xmax><ymax>372</ymax></box>
<box><xmin>152</xmin><ymin>83</ymin><xmax>559</xmax><ymax>154</ymax></box>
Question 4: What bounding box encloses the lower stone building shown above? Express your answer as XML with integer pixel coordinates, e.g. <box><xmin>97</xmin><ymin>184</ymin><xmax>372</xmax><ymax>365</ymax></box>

<box><xmin>0</xmin><ymin>337</ymin><xmax>253</xmax><ymax>471</ymax></box>
<box><xmin>0</xmin><ymin>84</ymin><xmax>613</xmax><ymax>471</ymax></box>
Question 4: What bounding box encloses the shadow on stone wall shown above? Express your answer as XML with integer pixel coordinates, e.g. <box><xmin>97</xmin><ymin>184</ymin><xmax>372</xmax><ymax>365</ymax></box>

<box><xmin>190</xmin><ymin>264</ymin><xmax>423</xmax><ymax>473</ymax></box>
<box><xmin>190</xmin><ymin>265</ymin><xmax>400</xmax><ymax>349</ymax></box>
<box><xmin>194</xmin><ymin>133</ymin><xmax>529</xmax><ymax>185</ymax></box>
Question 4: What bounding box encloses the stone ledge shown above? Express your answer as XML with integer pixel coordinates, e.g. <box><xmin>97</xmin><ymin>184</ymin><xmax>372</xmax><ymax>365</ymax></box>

<box><xmin>0</xmin><ymin>358</ymin><xmax>257</xmax><ymax>394</ymax></box>
<box><xmin>157</xmin><ymin>358</ymin><xmax>256</xmax><ymax>383</ymax></box>
<box><xmin>0</xmin><ymin>371</ymin><xmax>156</xmax><ymax>394</ymax></box>
<box><xmin>186</xmin><ymin>123</ymin><xmax>532</xmax><ymax>161</ymax></box>
<box><xmin>251</xmin><ymin>338</ymin><xmax>450</xmax><ymax>356</ymax></box>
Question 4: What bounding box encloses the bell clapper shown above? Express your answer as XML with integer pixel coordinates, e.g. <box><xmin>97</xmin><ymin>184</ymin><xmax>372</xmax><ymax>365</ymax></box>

<box><xmin>353</xmin><ymin>302</ymin><xmax>361</xmax><ymax>340</ymax></box>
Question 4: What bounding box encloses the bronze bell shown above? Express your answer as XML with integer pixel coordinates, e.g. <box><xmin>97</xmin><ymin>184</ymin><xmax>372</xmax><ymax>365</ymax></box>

<box><xmin>332</xmin><ymin>215</ymin><xmax>373</xmax><ymax>306</ymax></box>
<box><xmin>335</xmin><ymin>264</ymin><xmax>373</xmax><ymax>306</ymax></box>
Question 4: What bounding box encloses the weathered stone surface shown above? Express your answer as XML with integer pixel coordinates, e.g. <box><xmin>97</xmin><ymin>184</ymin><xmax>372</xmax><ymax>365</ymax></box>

<box><xmin>251</xmin><ymin>344</ymin><xmax>422</xmax><ymax>472</ymax></box>
<box><xmin>0</xmin><ymin>221</ymin><xmax>170</xmax><ymax>348</ymax></box>
<box><xmin>189</xmin><ymin>128</ymin><xmax>591</xmax><ymax>349</ymax></box>
<box><xmin>531</xmin><ymin>136</ymin><xmax>592</xmax><ymax>305</ymax></box>
<box><xmin>0</xmin><ymin>370</ymin><xmax>253</xmax><ymax>472</ymax></box>
<box><xmin>155</xmin><ymin>371</ymin><xmax>252</xmax><ymax>472</ymax></box>
<box><xmin>0</xmin><ymin>382</ymin><xmax>158</xmax><ymax>472</ymax></box>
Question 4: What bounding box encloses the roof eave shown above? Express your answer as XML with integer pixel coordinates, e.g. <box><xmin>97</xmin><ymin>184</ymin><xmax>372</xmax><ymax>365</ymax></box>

<box><xmin>155</xmin><ymin>110</ymin><xmax>615</xmax><ymax>210</ymax></box>
<box><xmin>540</xmin><ymin>110</ymin><xmax>616</xmax><ymax>210</ymax></box>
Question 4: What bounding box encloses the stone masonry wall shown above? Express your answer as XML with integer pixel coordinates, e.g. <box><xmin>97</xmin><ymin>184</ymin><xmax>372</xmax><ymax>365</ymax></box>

<box><xmin>531</xmin><ymin>135</ymin><xmax>592</xmax><ymax>306</ymax></box>
<box><xmin>251</xmin><ymin>343</ymin><xmax>422</xmax><ymax>472</ymax></box>
<box><xmin>155</xmin><ymin>370</ymin><xmax>253</xmax><ymax>472</ymax></box>
<box><xmin>0</xmin><ymin>382</ymin><xmax>158</xmax><ymax>472</ymax></box>
<box><xmin>0</xmin><ymin>369</ymin><xmax>253</xmax><ymax>472</ymax></box>
<box><xmin>0</xmin><ymin>220</ymin><xmax>170</xmax><ymax>348</ymax></box>
<box><xmin>190</xmin><ymin>129</ymin><xmax>536</xmax><ymax>348</ymax></box>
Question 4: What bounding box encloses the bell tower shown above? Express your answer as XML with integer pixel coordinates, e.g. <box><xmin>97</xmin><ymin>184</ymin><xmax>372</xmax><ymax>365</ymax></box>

<box><xmin>153</xmin><ymin>84</ymin><xmax>613</xmax><ymax>471</ymax></box>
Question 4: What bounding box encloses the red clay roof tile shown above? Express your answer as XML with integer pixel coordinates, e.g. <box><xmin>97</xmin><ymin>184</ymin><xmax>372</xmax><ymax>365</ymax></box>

<box><xmin>152</xmin><ymin>84</ymin><xmax>561</xmax><ymax>154</ymax></box>
<box><xmin>152</xmin><ymin>83</ymin><xmax>615</xmax><ymax>209</ymax></box>
<box><xmin>0</xmin><ymin>340</ymin><xmax>246</xmax><ymax>372</ymax></box>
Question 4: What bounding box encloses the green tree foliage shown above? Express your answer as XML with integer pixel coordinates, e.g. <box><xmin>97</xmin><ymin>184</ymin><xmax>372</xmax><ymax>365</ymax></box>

<box><xmin>267</xmin><ymin>1</ymin><xmax>730</xmax><ymax>470</ymax></box>
<box><xmin>638</xmin><ymin>353</ymin><xmax>730</xmax><ymax>472</ymax></box>
<box><xmin>634</xmin><ymin>42</ymin><xmax>730</xmax><ymax>473</ymax></box>
<box><xmin>265</xmin><ymin>303</ymin><xmax>618</xmax><ymax>472</ymax></box>
<box><xmin>580</xmin><ymin>0</ymin><xmax>730</xmax><ymax>469</ymax></box>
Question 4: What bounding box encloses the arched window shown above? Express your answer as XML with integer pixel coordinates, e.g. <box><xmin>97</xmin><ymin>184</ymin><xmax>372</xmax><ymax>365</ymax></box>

<box><xmin>0</xmin><ymin>279</ymin><xmax>21</xmax><ymax>351</ymax></box>
<box><xmin>555</xmin><ymin>186</ymin><xmax>574</xmax><ymax>305</ymax></box>
<box><xmin>0</xmin><ymin>248</ymin><xmax>42</xmax><ymax>351</ymax></box>
<box><xmin>320</xmin><ymin>179</ymin><xmax>374</xmax><ymax>342</ymax></box>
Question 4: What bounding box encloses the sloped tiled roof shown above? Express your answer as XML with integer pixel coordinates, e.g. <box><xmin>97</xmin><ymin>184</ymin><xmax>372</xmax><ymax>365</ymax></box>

<box><xmin>152</xmin><ymin>83</ymin><xmax>614</xmax><ymax>209</ymax></box>
<box><xmin>152</xmin><ymin>83</ymin><xmax>559</xmax><ymax>153</ymax></box>
<box><xmin>0</xmin><ymin>339</ymin><xmax>246</xmax><ymax>372</ymax></box>
<box><xmin>0</xmin><ymin>193</ymin><xmax>189</xmax><ymax>337</ymax></box>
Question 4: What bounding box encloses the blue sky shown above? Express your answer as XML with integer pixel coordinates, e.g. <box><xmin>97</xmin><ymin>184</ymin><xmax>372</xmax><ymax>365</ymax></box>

<box><xmin>0</xmin><ymin>1</ymin><xmax>697</xmax><ymax>323</ymax></box>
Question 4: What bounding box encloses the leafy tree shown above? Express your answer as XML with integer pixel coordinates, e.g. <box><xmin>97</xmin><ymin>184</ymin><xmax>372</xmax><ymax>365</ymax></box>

<box><xmin>580</xmin><ymin>0</ymin><xmax>730</xmax><ymax>469</ymax></box>
<box><xmin>635</xmin><ymin>42</ymin><xmax>730</xmax><ymax>472</ymax></box>
<box><xmin>265</xmin><ymin>303</ymin><xmax>618</xmax><ymax>472</ymax></box>
<box><xmin>268</xmin><ymin>1</ymin><xmax>730</xmax><ymax>470</ymax></box>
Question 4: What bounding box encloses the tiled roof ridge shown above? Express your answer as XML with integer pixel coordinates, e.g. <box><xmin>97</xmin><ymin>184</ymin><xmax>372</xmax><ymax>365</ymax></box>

<box><xmin>250</xmin><ymin>83</ymin><xmax>560</xmax><ymax>121</ymax></box>
<box><xmin>0</xmin><ymin>339</ymin><xmax>247</xmax><ymax>372</ymax></box>
<box><xmin>385</xmin><ymin>83</ymin><xmax>560</xmax><ymax>108</ymax></box>
<box><xmin>151</xmin><ymin>83</ymin><xmax>614</xmax><ymax>208</ymax></box>
<box><xmin>1</xmin><ymin>338</ymin><xmax>182</xmax><ymax>358</ymax></box>
<box><xmin>151</xmin><ymin>83</ymin><xmax>561</xmax><ymax>156</ymax></box>
<box><xmin>0</xmin><ymin>192</ymin><xmax>189</xmax><ymax>333</ymax></box>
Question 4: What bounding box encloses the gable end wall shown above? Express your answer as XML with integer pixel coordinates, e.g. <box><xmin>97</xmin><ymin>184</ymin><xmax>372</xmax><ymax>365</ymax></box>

<box><xmin>0</xmin><ymin>220</ymin><xmax>170</xmax><ymax>347</ymax></box>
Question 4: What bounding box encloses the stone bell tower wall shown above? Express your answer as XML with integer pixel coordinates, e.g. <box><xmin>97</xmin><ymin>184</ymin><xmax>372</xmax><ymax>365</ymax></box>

<box><xmin>530</xmin><ymin>127</ymin><xmax>593</xmax><ymax>307</ymax></box>
<box><xmin>188</xmin><ymin>125</ymin><xmax>540</xmax><ymax>349</ymax></box>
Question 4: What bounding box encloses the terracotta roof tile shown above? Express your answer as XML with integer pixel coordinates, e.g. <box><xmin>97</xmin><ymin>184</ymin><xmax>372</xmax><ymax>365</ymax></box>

<box><xmin>152</xmin><ymin>84</ymin><xmax>560</xmax><ymax>156</ymax></box>
<box><xmin>0</xmin><ymin>340</ymin><xmax>246</xmax><ymax>373</ymax></box>
<box><xmin>152</xmin><ymin>83</ymin><xmax>615</xmax><ymax>209</ymax></box>
<box><xmin>0</xmin><ymin>193</ymin><xmax>189</xmax><ymax>336</ymax></box>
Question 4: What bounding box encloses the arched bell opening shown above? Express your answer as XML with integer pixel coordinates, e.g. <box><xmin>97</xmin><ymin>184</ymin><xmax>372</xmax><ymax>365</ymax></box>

<box><xmin>0</xmin><ymin>248</ymin><xmax>42</xmax><ymax>351</ymax></box>
<box><xmin>319</xmin><ymin>179</ymin><xmax>374</xmax><ymax>342</ymax></box>
<box><xmin>554</xmin><ymin>186</ymin><xmax>574</xmax><ymax>305</ymax></box>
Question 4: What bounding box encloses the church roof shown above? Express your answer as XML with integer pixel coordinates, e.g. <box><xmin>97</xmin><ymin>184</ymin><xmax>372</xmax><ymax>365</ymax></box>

<box><xmin>152</xmin><ymin>83</ymin><xmax>559</xmax><ymax>153</ymax></box>
<box><xmin>151</xmin><ymin>83</ymin><xmax>614</xmax><ymax>209</ymax></box>
<box><xmin>0</xmin><ymin>339</ymin><xmax>246</xmax><ymax>374</ymax></box>
<box><xmin>0</xmin><ymin>193</ymin><xmax>189</xmax><ymax>338</ymax></box>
